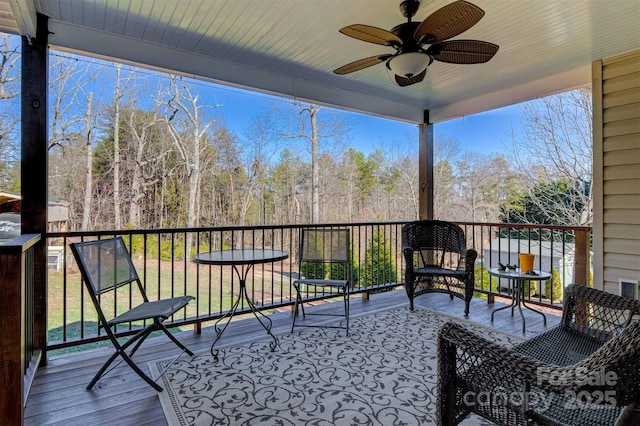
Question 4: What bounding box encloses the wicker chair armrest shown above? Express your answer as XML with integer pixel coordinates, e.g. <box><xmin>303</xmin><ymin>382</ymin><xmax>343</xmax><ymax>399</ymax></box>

<box><xmin>564</xmin><ymin>284</ymin><xmax>640</xmax><ymax>316</ymax></box>
<box><xmin>439</xmin><ymin>321</ymin><xmax>640</xmax><ymax>399</ymax></box>
<box><xmin>562</xmin><ymin>284</ymin><xmax>640</xmax><ymax>340</ymax></box>
<box><xmin>402</xmin><ymin>246</ymin><xmax>415</xmax><ymax>256</ymax></box>
<box><xmin>460</xmin><ymin>248</ymin><xmax>477</xmax><ymax>273</ymax></box>
<box><xmin>402</xmin><ymin>247</ymin><xmax>415</xmax><ymax>271</ymax></box>
<box><xmin>438</xmin><ymin>321</ymin><xmax>542</xmax><ymax>383</ymax></box>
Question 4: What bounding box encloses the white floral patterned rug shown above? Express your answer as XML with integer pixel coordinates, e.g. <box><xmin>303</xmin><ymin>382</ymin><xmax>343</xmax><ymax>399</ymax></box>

<box><xmin>150</xmin><ymin>305</ymin><xmax>523</xmax><ymax>425</ymax></box>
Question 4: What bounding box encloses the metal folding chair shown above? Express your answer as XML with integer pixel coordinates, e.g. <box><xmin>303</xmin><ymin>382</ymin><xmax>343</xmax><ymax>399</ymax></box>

<box><xmin>291</xmin><ymin>228</ymin><xmax>351</xmax><ymax>335</ymax></box>
<box><xmin>70</xmin><ymin>236</ymin><xmax>194</xmax><ymax>391</ymax></box>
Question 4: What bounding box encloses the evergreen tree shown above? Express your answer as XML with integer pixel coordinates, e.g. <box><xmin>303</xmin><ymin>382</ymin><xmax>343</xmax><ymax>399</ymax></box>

<box><xmin>361</xmin><ymin>226</ymin><xmax>397</xmax><ymax>287</ymax></box>
<box><xmin>499</xmin><ymin>178</ymin><xmax>589</xmax><ymax>241</ymax></box>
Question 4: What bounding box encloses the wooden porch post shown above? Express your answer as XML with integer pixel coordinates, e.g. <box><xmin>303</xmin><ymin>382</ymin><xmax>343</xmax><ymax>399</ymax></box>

<box><xmin>419</xmin><ymin>110</ymin><xmax>434</xmax><ymax>220</ymax></box>
<box><xmin>573</xmin><ymin>228</ymin><xmax>591</xmax><ymax>286</ymax></box>
<box><xmin>21</xmin><ymin>13</ymin><xmax>49</xmax><ymax>364</ymax></box>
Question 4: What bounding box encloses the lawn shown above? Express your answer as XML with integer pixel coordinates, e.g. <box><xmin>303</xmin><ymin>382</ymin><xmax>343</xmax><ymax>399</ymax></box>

<box><xmin>47</xmin><ymin>257</ymin><xmax>291</xmax><ymax>355</ymax></box>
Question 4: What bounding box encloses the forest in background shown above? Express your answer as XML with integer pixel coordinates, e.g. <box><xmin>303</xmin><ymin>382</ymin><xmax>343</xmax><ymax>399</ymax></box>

<box><xmin>0</xmin><ymin>33</ymin><xmax>594</xmax><ymax>232</ymax></box>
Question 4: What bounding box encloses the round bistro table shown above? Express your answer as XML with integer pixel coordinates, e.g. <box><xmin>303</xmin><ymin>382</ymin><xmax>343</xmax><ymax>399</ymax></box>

<box><xmin>488</xmin><ymin>267</ymin><xmax>552</xmax><ymax>333</ymax></box>
<box><xmin>193</xmin><ymin>249</ymin><xmax>289</xmax><ymax>360</ymax></box>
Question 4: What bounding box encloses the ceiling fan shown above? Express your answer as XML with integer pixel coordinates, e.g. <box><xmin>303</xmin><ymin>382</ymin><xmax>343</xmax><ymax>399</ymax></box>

<box><xmin>333</xmin><ymin>0</ymin><xmax>499</xmax><ymax>87</ymax></box>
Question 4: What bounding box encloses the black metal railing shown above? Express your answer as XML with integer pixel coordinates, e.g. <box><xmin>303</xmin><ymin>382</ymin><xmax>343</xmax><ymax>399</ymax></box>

<box><xmin>459</xmin><ymin>222</ymin><xmax>591</xmax><ymax>307</ymax></box>
<box><xmin>45</xmin><ymin>223</ymin><xmax>405</xmax><ymax>353</ymax></box>
<box><xmin>44</xmin><ymin>222</ymin><xmax>591</xmax><ymax>354</ymax></box>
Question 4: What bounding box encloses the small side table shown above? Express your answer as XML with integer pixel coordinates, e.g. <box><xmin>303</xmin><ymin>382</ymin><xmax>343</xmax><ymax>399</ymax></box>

<box><xmin>193</xmin><ymin>249</ymin><xmax>289</xmax><ymax>360</ymax></box>
<box><xmin>488</xmin><ymin>268</ymin><xmax>551</xmax><ymax>333</ymax></box>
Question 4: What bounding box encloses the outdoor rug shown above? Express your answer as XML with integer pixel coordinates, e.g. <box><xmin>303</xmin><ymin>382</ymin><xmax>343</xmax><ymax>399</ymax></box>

<box><xmin>150</xmin><ymin>305</ymin><xmax>524</xmax><ymax>425</ymax></box>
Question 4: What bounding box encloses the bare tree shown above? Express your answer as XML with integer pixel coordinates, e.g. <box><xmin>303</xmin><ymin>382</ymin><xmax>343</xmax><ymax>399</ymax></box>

<box><xmin>122</xmin><ymin>104</ymin><xmax>166</xmax><ymax>228</ymax></box>
<box><xmin>382</xmin><ymin>138</ymin><xmax>420</xmax><ymax>220</ymax></box>
<box><xmin>81</xmin><ymin>92</ymin><xmax>94</xmax><ymax>231</ymax></box>
<box><xmin>507</xmin><ymin>89</ymin><xmax>593</xmax><ymax>226</ymax></box>
<box><xmin>49</xmin><ymin>134</ymin><xmax>86</xmax><ymax>229</ymax></box>
<box><xmin>432</xmin><ymin>135</ymin><xmax>461</xmax><ymax>219</ymax></box>
<box><xmin>112</xmin><ymin>64</ymin><xmax>123</xmax><ymax>228</ymax></box>
<box><xmin>454</xmin><ymin>153</ymin><xmax>517</xmax><ymax>223</ymax></box>
<box><xmin>0</xmin><ymin>34</ymin><xmax>20</xmax><ymax>187</ymax></box>
<box><xmin>161</xmin><ymin>76</ymin><xmax>219</xmax><ymax>250</ymax></box>
<box><xmin>337</xmin><ymin>149</ymin><xmax>361</xmax><ymax>222</ymax></box>
<box><xmin>47</xmin><ymin>54</ymin><xmax>98</xmax><ymax>231</ymax></box>
<box><xmin>237</xmin><ymin>113</ymin><xmax>279</xmax><ymax>225</ymax></box>
<box><xmin>49</xmin><ymin>54</ymin><xmax>95</xmax><ymax>151</ymax></box>
<box><xmin>279</xmin><ymin>102</ymin><xmax>349</xmax><ymax>223</ymax></box>
<box><xmin>0</xmin><ymin>34</ymin><xmax>19</xmax><ymax>101</ymax></box>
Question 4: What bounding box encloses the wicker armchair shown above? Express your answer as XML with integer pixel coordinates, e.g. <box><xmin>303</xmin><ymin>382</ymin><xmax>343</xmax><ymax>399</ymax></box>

<box><xmin>437</xmin><ymin>284</ymin><xmax>640</xmax><ymax>426</ymax></box>
<box><xmin>402</xmin><ymin>220</ymin><xmax>477</xmax><ymax>315</ymax></box>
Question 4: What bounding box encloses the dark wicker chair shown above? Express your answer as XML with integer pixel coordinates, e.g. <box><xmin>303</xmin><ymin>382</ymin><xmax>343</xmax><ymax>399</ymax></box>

<box><xmin>437</xmin><ymin>284</ymin><xmax>640</xmax><ymax>426</ymax></box>
<box><xmin>402</xmin><ymin>220</ymin><xmax>477</xmax><ymax>315</ymax></box>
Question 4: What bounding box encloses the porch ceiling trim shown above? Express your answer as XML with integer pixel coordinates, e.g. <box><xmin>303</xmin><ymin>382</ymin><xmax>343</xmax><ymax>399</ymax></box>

<box><xmin>48</xmin><ymin>20</ymin><xmax>425</xmax><ymax>124</ymax></box>
<box><xmin>1</xmin><ymin>0</ymin><xmax>639</xmax><ymax>124</ymax></box>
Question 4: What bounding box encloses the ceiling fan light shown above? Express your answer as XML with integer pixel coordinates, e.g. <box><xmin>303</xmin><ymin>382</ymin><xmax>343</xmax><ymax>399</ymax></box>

<box><xmin>387</xmin><ymin>52</ymin><xmax>431</xmax><ymax>78</ymax></box>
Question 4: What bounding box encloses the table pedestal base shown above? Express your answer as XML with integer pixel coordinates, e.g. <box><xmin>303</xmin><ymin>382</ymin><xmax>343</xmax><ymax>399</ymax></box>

<box><xmin>491</xmin><ymin>279</ymin><xmax>547</xmax><ymax>333</ymax></box>
<box><xmin>209</xmin><ymin>266</ymin><xmax>279</xmax><ymax>361</ymax></box>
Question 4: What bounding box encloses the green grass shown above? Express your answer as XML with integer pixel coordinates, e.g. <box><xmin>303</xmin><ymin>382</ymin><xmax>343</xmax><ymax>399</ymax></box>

<box><xmin>46</xmin><ymin>260</ymin><xmax>241</xmax><ymax>355</ymax></box>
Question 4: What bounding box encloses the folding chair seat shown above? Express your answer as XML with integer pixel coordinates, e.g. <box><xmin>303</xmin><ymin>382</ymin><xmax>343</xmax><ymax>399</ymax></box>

<box><xmin>291</xmin><ymin>228</ymin><xmax>351</xmax><ymax>335</ymax></box>
<box><xmin>70</xmin><ymin>236</ymin><xmax>194</xmax><ymax>392</ymax></box>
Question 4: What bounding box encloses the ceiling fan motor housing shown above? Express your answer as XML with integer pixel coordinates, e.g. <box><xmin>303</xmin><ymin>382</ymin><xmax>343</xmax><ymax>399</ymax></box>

<box><xmin>390</xmin><ymin>22</ymin><xmax>422</xmax><ymax>53</ymax></box>
<box><xmin>399</xmin><ymin>0</ymin><xmax>421</xmax><ymax>19</ymax></box>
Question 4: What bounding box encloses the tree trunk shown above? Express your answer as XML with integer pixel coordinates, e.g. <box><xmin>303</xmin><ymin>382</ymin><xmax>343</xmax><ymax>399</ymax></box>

<box><xmin>113</xmin><ymin>64</ymin><xmax>122</xmax><ymax>229</ymax></box>
<box><xmin>310</xmin><ymin>105</ymin><xmax>319</xmax><ymax>223</ymax></box>
<box><xmin>128</xmin><ymin>139</ymin><xmax>144</xmax><ymax>228</ymax></box>
<box><xmin>81</xmin><ymin>92</ymin><xmax>93</xmax><ymax>231</ymax></box>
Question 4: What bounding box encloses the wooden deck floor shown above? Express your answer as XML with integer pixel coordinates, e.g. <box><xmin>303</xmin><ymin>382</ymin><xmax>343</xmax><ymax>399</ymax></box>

<box><xmin>24</xmin><ymin>289</ymin><xmax>561</xmax><ymax>426</ymax></box>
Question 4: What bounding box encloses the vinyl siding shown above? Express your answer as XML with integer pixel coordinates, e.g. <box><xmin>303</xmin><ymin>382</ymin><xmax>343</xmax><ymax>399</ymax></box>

<box><xmin>593</xmin><ymin>50</ymin><xmax>640</xmax><ymax>295</ymax></box>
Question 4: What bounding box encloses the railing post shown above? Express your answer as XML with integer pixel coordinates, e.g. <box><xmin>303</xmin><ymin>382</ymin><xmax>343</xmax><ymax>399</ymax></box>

<box><xmin>574</xmin><ymin>229</ymin><xmax>590</xmax><ymax>286</ymax></box>
<box><xmin>0</xmin><ymin>234</ymin><xmax>41</xmax><ymax>426</ymax></box>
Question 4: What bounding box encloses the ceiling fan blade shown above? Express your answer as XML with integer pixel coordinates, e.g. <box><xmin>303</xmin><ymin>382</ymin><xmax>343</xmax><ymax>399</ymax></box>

<box><xmin>339</xmin><ymin>24</ymin><xmax>403</xmax><ymax>46</ymax></box>
<box><xmin>415</xmin><ymin>0</ymin><xmax>484</xmax><ymax>44</ymax></box>
<box><xmin>428</xmin><ymin>40</ymin><xmax>499</xmax><ymax>64</ymax></box>
<box><xmin>394</xmin><ymin>68</ymin><xmax>427</xmax><ymax>87</ymax></box>
<box><xmin>333</xmin><ymin>55</ymin><xmax>393</xmax><ymax>75</ymax></box>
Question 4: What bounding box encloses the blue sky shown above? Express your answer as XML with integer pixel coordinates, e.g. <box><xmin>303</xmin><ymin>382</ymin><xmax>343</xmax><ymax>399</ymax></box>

<box><xmin>46</xmin><ymin>43</ymin><xmax>527</xmax><ymax>158</ymax></box>
<box><xmin>436</xmin><ymin>105</ymin><xmax>522</xmax><ymax>154</ymax></box>
<box><xmin>197</xmin><ymin>78</ymin><xmax>523</xmax><ymax>157</ymax></box>
<box><xmin>4</xmin><ymin>33</ymin><xmax>525</xmax><ymax>160</ymax></box>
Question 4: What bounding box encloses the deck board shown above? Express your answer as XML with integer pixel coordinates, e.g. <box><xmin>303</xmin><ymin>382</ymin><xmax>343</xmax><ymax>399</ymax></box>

<box><xmin>24</xmin><ymin>289</ymin><xmax>561</xmax><ymax>425</ymax></box>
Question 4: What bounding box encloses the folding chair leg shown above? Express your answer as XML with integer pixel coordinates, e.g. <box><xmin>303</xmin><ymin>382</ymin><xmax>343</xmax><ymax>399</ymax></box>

<box><xmin>120</xmin><ymin>351</ymin><xmax>164</xmax><ymax>392</ymax></box>
<box><xmin>87</xmin><ymin>326</ymin><xmax>160</xmax><ymax>391</ymax></box>
<box><xmin>87</xmin><ymin>322</ymin><xmax>192</xmax><ymax>392</ymax></box>
<box><xmin>87</xmin><ymin>346</ymin><xmax>163</xmax><ymax>392</ymax></box>
<box><xmin>87</xmin><ymin>349</ymin><xmax>123</xmax><ymax>390</ymax></box>
<box><xmin>158</xmin><ymin>322</ymin><xmax>194</xmax><ymax>356</ymax></box>
<box><xmin>344</xmin><ymin>287</ymin><xmax>350</xmax><ymax>336</ymax></box>
<box><xmin>291</xmin><ymin>285</ymin><xmax>305</xmax><ymax>332</ymax></box>
<box><xmin>299</xmin><ymin>294</ymin><xmax>306</xmax><ymax>317</ymax></box>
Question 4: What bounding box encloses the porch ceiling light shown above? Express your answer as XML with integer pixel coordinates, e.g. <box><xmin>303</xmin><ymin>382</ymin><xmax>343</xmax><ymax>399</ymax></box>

<box><xmin>387</xmin><ymin>52</ymin><xmax>432</xmax><ymax>78</ymax></box>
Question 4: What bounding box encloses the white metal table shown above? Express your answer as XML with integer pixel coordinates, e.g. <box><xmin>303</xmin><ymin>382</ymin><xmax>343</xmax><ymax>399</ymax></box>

<box><xmin>488</xmin><ymin>267</ymin><xmax>552</xmax><ymax>333</ymax></box>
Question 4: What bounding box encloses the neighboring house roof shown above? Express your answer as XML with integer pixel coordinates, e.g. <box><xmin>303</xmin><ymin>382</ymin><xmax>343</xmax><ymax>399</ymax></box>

<box><xmin>0</xmin><ymin>191</ymin><xmax>70</xmax><ymax>222</ymax></box>
<box><xmin>483</xmin><ymin>238</ymin><xmax>575</xmax><ymax>258</ymax></box>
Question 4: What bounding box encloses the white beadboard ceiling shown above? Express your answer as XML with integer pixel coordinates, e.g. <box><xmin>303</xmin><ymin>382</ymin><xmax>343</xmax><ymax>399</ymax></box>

<box><xmin>2</xmin><ymin>0</ymin><xmax>639</xmax><ymax>124</ymax></box>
